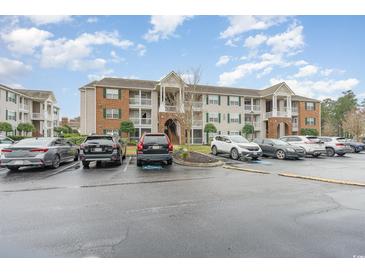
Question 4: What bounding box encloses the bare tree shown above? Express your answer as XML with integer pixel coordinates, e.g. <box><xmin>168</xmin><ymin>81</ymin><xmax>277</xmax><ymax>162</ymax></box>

<box><xmin>342</xmin><ymin>109</ymin><xmax>365</xmax><ymax>141</ymax></box>
<box><xmin>177</xmin><ymin>67</ymin><xmax>202</xmax><ymax>151</ymax></box>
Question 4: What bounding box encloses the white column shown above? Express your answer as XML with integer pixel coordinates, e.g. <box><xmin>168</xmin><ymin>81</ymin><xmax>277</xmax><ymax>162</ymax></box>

<box><xmin>251</xmin><ymin>98</ymin><xmax>254</xmax><ymax>111</ymax></box>
<box><xmin>191</xmin><ymin>129</ymin><xmax>194</xmax><ymax>145</ymax></box>
<box><xmin>159</xmin><ymin>85</ymin><xmax>165</xmax><ymax>112</ymax></box>
<box><xmin>286</xmin><ymin>96</ymin><xmax>291</xmax><ymax>117</ymax></box>
<box><xmin>50</xmin><ymin>103</ymin><xmax>54</xmax><ymax>137</ymax></box>
<box><xmin>272</xmin><ymin>95</ymin><xmax>277</xmax><ymax>117</ymax></box>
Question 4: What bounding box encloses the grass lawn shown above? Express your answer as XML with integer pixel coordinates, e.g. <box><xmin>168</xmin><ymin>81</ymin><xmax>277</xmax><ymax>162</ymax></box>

<box><xmin>126</xmin><ymin>144</ymin><xmax>211</xmax><ymax>156</ymax></box>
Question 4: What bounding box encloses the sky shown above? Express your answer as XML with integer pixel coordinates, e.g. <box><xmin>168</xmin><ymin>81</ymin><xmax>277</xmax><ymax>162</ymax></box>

<box><xmin>0</xmin><ymin>15</ymin><xmax>364</xmax><ymax>117</ymax></box>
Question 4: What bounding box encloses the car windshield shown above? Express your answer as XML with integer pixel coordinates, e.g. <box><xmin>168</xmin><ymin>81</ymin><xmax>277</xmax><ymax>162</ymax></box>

<box><xmin>230</xmin><ymin>136</ymin><xmax>249</xmax><ymax>143</ymax></box>
<box><xmin>272</xmin><ymin>139</ymin><xmax>289</xmax><ymax>146</ymax></box>
<box><xmin>86</xmin><ymin>136</ymin><xmax>113</xmax><ymax>141</ymax></box>
<box><xmin>13</xmin><ymin>138</ymin><xmax>52</xmax><ymax>147</ymax></box>
<box><xmin>143</xmin><ymin>135</ymin><xmax>168</xmax><ymax>144</ymax></box>
<box><xmin>0</xmin><ymin>138</ymin><xmax>13</xmax><ymax>144</ymax></box>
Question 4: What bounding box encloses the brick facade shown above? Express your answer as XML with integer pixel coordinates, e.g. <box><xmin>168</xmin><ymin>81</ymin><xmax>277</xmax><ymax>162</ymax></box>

<box><xmin>268</xmin><ymin>117</ymin><xmax>292</xmax><ymax>138</ymax></box>
<box><xmin>95</xmin><ymin>87</ymin><xmax>129</xmax><ymax>135</ymax></box>
<box><xmin>298</xmin><ymin>101</ymin><xmax>321</xmax><ymax>134</ymax></box>
<box><xmin>158</xmin><ymin>112</ymin><xmax>187</xmax><ymax>144</ymax></box>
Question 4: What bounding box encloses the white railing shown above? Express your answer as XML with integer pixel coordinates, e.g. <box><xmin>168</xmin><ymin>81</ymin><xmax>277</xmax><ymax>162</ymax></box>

<box><xmin>31</xmin><ymin>113</ymin><xmax>44</xmax><ymax>120</ymax></box>
<box><xmin>165</xmin><ymin>105</ymin><xmax>177</xmax><ymax>112</ymax></box>
<box><xmin>244</xmin><ymin>105</ymin><xmax>252</xmax><ymax>111</ymax></box>
<box><xmin>244</xmin><ymin>105</ymin><xmax>260</xmax><ymax>112</ymax></box>
<box><xmin>19</xmin><ymin>104</ymin><xmax>30</xmax><ymax>112</ymax></box>
<box><xmin>192</xmin><ymin>138</ymin><xmax>203</xmax><ymax>144</ymax></box>
<box><xmin>264</xmin><ymin>112</ymin><xmax>273</xmax><ymax>119</ymax></box>
<box><xmin>129</xmin><ymin>97</ymin><xmax>152</xmax><ymax>106</ymax></box>
<box><xmin>129</xmin><ymin>117</ymin><xmax>152</xmax><ymax>126</ymax></box>
<box><xmin>277</xmin><ymin>111</ymin><xmax>288</xmax><ymax>117</ymax></box>
<box><xmin>184</xmin><ymin>101</ymin><xmax>203</xmax><ymax>110</ymax></box>
<box><xmin>292</xmin><ymin>107</ymin><xmax>298</xmax><ymax>114</ymax></box>
<box><xmin>192</xmin><ymin>120</ymin><xmax>203</xmax><ymax>127</ymax></box>
<box><xmin>292</xmin><ymin>123</ymin><xmax>298</xmax><ymax>131</ymax></box>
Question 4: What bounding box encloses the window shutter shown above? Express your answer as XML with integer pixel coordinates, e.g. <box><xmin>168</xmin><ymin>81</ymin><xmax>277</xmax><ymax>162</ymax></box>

<box><xmin>6</xmin><ymin>110</ymin><xmax>8</xmax><ymax>120</ymax></box>
<box><xmin>206</xmin><ymin>113</ymin><xmax>209</xmax><ymax>122</ymax></box>
<box><xmin>6</xmin><ymin>91</ymin><xmax>8</xmax><ymax>102</ymax></box>
<box><xmin>14</xmin><ymin>112</ymin><xmax>16</xmax><ymax>121</ymax></box>
<box><xmin>227</xmin><ymin>96</ymin><xmax>230</xmax><ymax>106</ymax></box>
<box><xmin>227</xmin><ymin>113</ymin><xmax>230</xmax><ymax>123</ymax></box>
<box><xmin>103</xmin><ymin>88</ymin><xmax>106</xmax><ymax>98</ymax></box>
<box><xmin>206</xmin><ymin>95</ymin><xmax>209</xmax><ymax>105</ymax></box>
<box><xmin>305</xmin><ymin>118</ymin><xmax>308</xmax><ymax>125</ymax></box>
<box><xmin>239</xmin><ymin>97</ymin><xmax>241</xmax><ymax>106</ymax></box>
<box><xmin>119</xmin><ymin>109</ymin><xmax>122</xmax><ymax>119</ymax></box>
<box><xmin>239</xmin><ymin>114</ymin><xmax>241</xmax><ymax>124</ymax></box>
<box><xmin>239</xmin><ymin>131</ymin><xmax>242</xmax><ymax>135</ymax></box>
<box><xmin>228</xmin><ymin>131</ymin><xmax>230</xmax><ymax>135</ymax></box>
<box><xmin>313</xmin><ymin>118</ymin><xmax>316</xmax><ymax>125</ymax></box>
<box><xmin>313</xmin><ymin>102</ymin><xmax>316</xmax><ymax>111</ymax></box>
<box><xmin>118</xmin><ymin>90</ymin><xmax>121</xmax><ymax>100</ymax></box>
<box><xmin>103</xmin><ymin>108</ymin><xmax>106</xmax><ymax>119</ymax></box>
<box><xmin>218</xmin><ymin>96</ymin><xmax>221</xmax><ymax>105</ymax></box>
<box><xmin>218</xmin><ymin>113</ymin><xmax>221</xmax><ymax>123</ymax></box>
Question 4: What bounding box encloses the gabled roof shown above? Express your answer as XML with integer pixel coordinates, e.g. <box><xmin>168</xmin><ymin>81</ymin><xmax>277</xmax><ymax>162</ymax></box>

<box><xmin>15</xmin><ymin>89</ymin><xmax>56</xmax><ymax>102</ymax></box>
<box><xmin>191</xmin><ymin>84</ymin><xmax>261</xmax><ymax>96</ymax></box>
<box><xmin>259</xmin><ymin>82</ymin><xmax>284</xmax><ymax>96</ymax></box>
<box><xmin>94</xmin><ymin>77</ymin><xmax>158</xmax><ymax>90</ymax></box>
<box><xmin>291</xmin><ymin>95</ymin><xmax>320</xmax><ymax>102</ymax></box>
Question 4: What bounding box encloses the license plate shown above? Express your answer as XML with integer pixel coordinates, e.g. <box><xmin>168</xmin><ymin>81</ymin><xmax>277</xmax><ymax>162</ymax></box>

<box><xmin>93</xmin><ymin>148</ymin><xmax>102</xmax><ymax>152</ymax></box>
<box><xmin>253</xmin><ymin>152</ymin><xmax>257</xmax><ymax>155</ymax></box>
<box><xmin>152</xmin><ymin>145</ymin><xmax>160</xmax><ymax>149</ymax></box>
<box><xmin>13</xmin><ymin>160</ymin><xmax>24</xmax><ymax>165</ymax></box>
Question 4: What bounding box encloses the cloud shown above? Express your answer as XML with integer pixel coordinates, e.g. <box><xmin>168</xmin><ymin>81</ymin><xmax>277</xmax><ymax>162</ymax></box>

<box><xmin>244</xmin><ymin>34</ymin><xmax>267</xmax><ymax>49</ymax></box>
<box><xmin>294</xmin><ymin>65</ymin><xmax>319</xmax><ymax>78</ymax></box>
<box><xmin>220</xmin><ymin>16</ymin><xmax>287</xmax><ymax>39</ymax></box>
<box><xmin>143</xmin><ymin>15</ymin><xmax>192</xmax><ymax>42</ymax></box>
<box><xmin>1</xmin><ymin>27</ymin><xmax>53</xmax><ymax>54</ymax></box>
<box><xmin>0</xmin><ymin>57</ymin><xmax>31</xmax><ymax>82</ymax></box>
<box><xmin>270</xmin><ymin>77</ymin><xmax>360</xmax><ymax>98</ymax></box>
<box><xmin>87</xmin><ymin>17</ymin><xmax>98</xmax><ymax>24</ymax></box>
<box><xmin>136</xmin><ymin>44</ymin><xmax>146</xmax><ymax>56</ymax></box>
<box><xmin>40</xmin><ymin>31</ymin><xmax>133</xmax><ymax>69</ymax></box>
<box><xmin>216</xmin><ymin>55</ymin><xmax>231</xmax><ymax>66</ymax></box>
<box><xmin>26</xmin><ymin>15</ymin><xmax>72</xmax><ymax>25</ymax></box>
<box><xmin>110</xmin><ymin>50</ymin><xmax>125</xmax><ymax>63</ymax></box>
<box><xmin>266</xmin><ymin>24</ymin><xmax>304</xmax><ymax>54</ymax></box>
<box><xmin>69</xmin><ymin>58</ymin><xmax>107</xmax><ymax>71</ymax></box>
<box><xmin>294</xmin><ymin>60</ymin><xmax>308</xmax><ymax>66</ymax></box>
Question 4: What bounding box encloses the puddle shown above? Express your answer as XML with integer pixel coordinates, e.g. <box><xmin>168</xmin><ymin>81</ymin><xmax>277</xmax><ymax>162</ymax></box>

<box><xmin>142</xmin><ymin>164</ymin><xmax>164</xmax><ymax>170</ymax></box>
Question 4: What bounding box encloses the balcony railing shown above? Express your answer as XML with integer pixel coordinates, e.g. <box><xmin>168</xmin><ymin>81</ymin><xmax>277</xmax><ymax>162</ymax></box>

<box><xmin>192</xmin><ymin>120</ymin><xmax>203</xmax><ymax>127</ymax></box>
<box><xmin>264</xmin><ymin>111</ymin><xmax>289</xmax><ymax>119</ymax></box>
<box><xmin>129</xmin><ymin>97</ymin><xmax>152</xmax><ymax>106</ymax></box>
<box><xmin>165</xmin><ymin>105</ymin><xmax>177</xmax><ymax>112</ymax></box>
<box><xmin>264</xmin><ymin>112</ymin><xmax>273</xmax><ymax>119</ymax></box>
<box><xmin>292</xmin><ymin>123</ymin><xmax>299</xmax><ymax>131</ymax></box>
<box><xmin>19</xmin><ymin>104</ymin><xmax>30</xmax><ymax>112</ymax></box>
<box><xmin>292</xmin><ymin>107</ymin><xmax>298</xmax><ymax>114</ymax></box>
<box><xmin>185</xmin><ymin>101</ymin><xmax>203</xmax><ymax>110</ymax></box>
<box><xmin>244</xmin><ymin>105</ymin><xmax>260</xmax><ymax>112</ymax></box>
<box><xmin>129</xmin><ymin>117</ymin><xmax>152</xmax><ymax>126</ymax></box>
<box><xmin>31</xmin><ymin>113</ymin><xmax>44</xmax><ymax>120</ymax></box>
<box><xmin>245</xmin><ymin>121</ymin><xmax>261</xmax><ymax>130</ymax></box>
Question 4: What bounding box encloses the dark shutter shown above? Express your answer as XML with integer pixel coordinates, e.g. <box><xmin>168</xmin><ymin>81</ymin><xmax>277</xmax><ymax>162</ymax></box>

<box><xmin>313</xmin><ymin>102</ymin><xmax>316</xmax><ymax>111</ymax></box>
<box><xmin>313</xmin><ymin>118</ymin><xmax>316</xmax><ymax>125</ymax></box>
<box><xmin>218</xmin><ymin>96</ymin><xmax>221</xmax><ymax>105</ymax></box>
<box><xmin>239</xmin><ymin>97</ymin><xmax>241</xmax><ymax>106</ymax></box>
<box><xmin>206</xmin><ymin>95</ymin><xmax>209</xmax><ymax>105</ymax></box>
<box><xmin>118</xmin><ymin>90</ymin><xmax>121</xmax><ymax>100</ymax></box>
<box><xmin>227</xmin><ymin>113</ymin><xmax>230</xmax><ymax>123</ymax></box>
<box><xmin>227</xmin><ymin>96</ymin><xmax>230</xmax><ymax>106</ymax></box>
<box><xmin>206</xmin><ymin>113</ymin><xmax>209</xmax><ymax>122</ymax></box>
<box><xmin>118</xmin><ymin>109</ymin><xmax>122</xmax><ymax>119</ymax></box>
<box><xmin>103</xmin><ymin>88</ymin><xmax>106</xmax><ymax>98</ymax></box>
<box><xmin>6</xmin><ymin>110</ymin><xmax>8</xmax><ymax>120</ymax></box>
<box><xmin>239</xmin><ymin>114</ymin><xmax>241</xmax><ymax>124</ymax></box>
<box><xmin>228</xmin><ymin>131</ymin><xmax>230</xmax><ymax>135</ymax></box>
<box><xmin>6</xmin><ymin>91</ymin><xmax>8</xmax><ymax>102</ymax></box>
<box><xmin>14</xmin><ymin>112</ymin><xmax>16</xmax><ymax>121</ymax></box>
<box><xmin>218</xmin><ymin>113</ymin><xmax>221</xmax><ymax>123</ymax></box>
<box><xmin>103</xmin><ymin>109</ymin><xmax>106</xmax><ymax>119</ymax></box>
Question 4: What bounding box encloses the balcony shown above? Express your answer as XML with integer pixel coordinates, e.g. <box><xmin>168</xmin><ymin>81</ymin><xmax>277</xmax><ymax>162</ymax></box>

<box><xmin>165</xmin><ymin>105</ymin><xmax>177</xmax><ymax>112</ymax></box>
<box><xmin>129</xmin><ymin>97</ymin><xmax>152</xmax><ymax>107</ymax></box>
<box><xmin>31</xmin><ymin>113</ymin><xmax>44</xmax><ymax>120</ymax></box>
<box><xmin>185</xmin><ymin>101</ymin><xmax>203</xmax><ymax>110</ymax></box>
<box><xmin>292</xmin><ymin>123</ymin><xmax>299</xmax><ymax>131</ymax></box>
<box><xmin>192</xmin><ymin>120</ymin><xmax>203</xmax><ymax>127</ymax></box>
<box><xmin>264</xmin><ymin>110</ymin><xmax>289</xmax><ymax>119</ymax></box>
<box><xmin>244</xmin><ymin>105</ymin><xmax>260</xmax><ymax>112</ymax></box>
<box><xmin>19</xmin><ymin>104</ymin><xmax>30</xmax><ymax>112</ymax></box>
<box><xmin>245</xmin><ymin>121</ymin><xmax>261</xmax><ymax>131</ymax></box>
<box><xmin>292</xmin><ymin>107</ymin><xmax>298</xmax><ymax>115</ymax></box>
<box><xmin>129</xmin><ymin>117</ymin><xmax>152</xmax><ymax>126</ymax></box>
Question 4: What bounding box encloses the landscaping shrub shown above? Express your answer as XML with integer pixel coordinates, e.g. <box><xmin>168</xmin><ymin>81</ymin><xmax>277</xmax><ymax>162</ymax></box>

<box><xmin>65</xmin><ymin>136</ymin><xmax>86</xmax><ymax>145</ymax></box>
<box><xmin>10</xmin><ymin>135</ymin><xmax>29</xmax><ymax>141</ymax></box>
<box><xmin>300</xmin><ymin>128</ymin><xmax>319</xmax><ymax>136</ymax></box>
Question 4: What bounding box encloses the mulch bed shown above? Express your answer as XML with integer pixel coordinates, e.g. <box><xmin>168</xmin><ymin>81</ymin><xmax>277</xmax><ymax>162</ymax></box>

<box><xmin>174</xmin><ymin>151</ymin><xmax>219</xmax><ymax>163</ymax></box>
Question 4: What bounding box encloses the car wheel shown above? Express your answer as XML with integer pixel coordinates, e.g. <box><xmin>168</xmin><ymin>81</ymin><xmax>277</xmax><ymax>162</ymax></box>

<box><xmin>355</xmin><ymin>148</ymin><xmax>361</xmax><ymax>153</ymax></box>
<box><xmin>137</xmin><ymin>160</ymin><xmax>142</xmax><ymax>167</ymax></box>
<box><xmin>167</xmin><ymin>159</ymin><xmax>173</xmax><ymax>165</ymax></box>
<box><xmin>211</xmin><ymin>145</ymin><xmax>218</xmax><ymax>155</ymax></box>
<box><xmin>326</xmin><ymin>147</ymin><xmax>335</xmax><ymax>157</ymax></box>
<box><xmin>312</xmin><ymin>153</ymin><xmax>320</xmax><ymax>158</ymax></box>
<box><xmin>337</xmin><ymin>152</ymin><xmax>346</xmax><ymax>157</ymax></box>
<box><xmin>230</xmin><ymin>148</ymin><xmax>239</xmax><ymax>160</ymax></box>
<box><xmin>82</xmin><ymin>161</ymin><xmax>90</xmax><ymax>168</ymax></box>
<box><xmin>122</xmin><ymin>151</ymin><xmax>126</xmax><ymax>160</ymax></box>
<box><xmin>51</xmin><ymin>154</ymin><xmax>61</xmax><ymax>169</ymax></box>
<box><xmin>350</xmin><ymin>146</ymin><xmax>356</xmax><ymax>153</ymax></box>
<box><xmin>96</xmin><ymin>161</ymin><xmax>102</xmax><ymax>168</ymax></box>
<box><xmin>276</xmin><ymin>149</ymin><xmax>286</xmax><ymax>160</ymax></box>
<box><xmin>7</xmin><ymin>166</ymin><xmax>19</xmax><ymax>171</ymax></box>
<box><xmin>74</xmin><ymin>150</ymin><xmax>79</xmax><ymax>161</ymax></box>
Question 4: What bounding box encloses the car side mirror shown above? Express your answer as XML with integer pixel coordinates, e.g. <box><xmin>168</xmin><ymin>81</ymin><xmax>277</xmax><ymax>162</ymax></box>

<box><xmin>226</xmin><ymin>140</ymin><xmax>231</xmax><ymax>143</ymax></box>
<box><xmin>269</xmin><ymin>143</ymin><xmax>274</xmax><ymax>146</ymax></box>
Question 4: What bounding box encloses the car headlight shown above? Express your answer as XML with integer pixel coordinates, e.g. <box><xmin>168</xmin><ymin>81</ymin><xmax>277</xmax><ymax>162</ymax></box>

<box><xmin>286</xmin><ymin>148</ymin><xmax>295</xmax><ymax>152</ymax></box>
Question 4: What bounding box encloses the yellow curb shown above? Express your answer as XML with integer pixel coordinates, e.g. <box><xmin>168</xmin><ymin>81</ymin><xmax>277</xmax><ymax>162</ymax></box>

<box><xmin>278</xmin><ymin>172</ymin><xmax>365</xmax><ymax>187</ymax></box>
<box><xmin>223</xmin><ymin>165</ymin><xmax>271</xmax><ymax>174</ymax></box>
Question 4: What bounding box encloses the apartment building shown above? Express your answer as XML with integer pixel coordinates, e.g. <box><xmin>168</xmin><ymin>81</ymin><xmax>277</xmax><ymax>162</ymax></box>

<box><xmin>0</xmin><ymin>84</ymin><xmax>60</xmax><ymax>137</ymax></box>
<box><xmin>80</xmin><ymin>71</ymin><xmax>320</xmax><ymax>144</ymax></box>
<box><xmin>61</xmin><ymin>116</ymin><xmax>80</xmax><ymax>132</ymax></box>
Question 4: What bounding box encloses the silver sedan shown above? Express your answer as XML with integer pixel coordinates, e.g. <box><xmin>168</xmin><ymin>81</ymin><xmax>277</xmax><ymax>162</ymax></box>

<box><xmin>0</xmin><ymin>137</ymin><xmax>79</xmax><ymax>171</ymax></box>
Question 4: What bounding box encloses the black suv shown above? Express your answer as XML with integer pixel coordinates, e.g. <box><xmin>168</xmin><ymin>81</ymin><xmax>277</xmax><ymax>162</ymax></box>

<box><xmin>80</xmin><ymin>135</ymin><xmax>127</xmax><ymax>168</ymax></box>
<box><xmin>136</xmin><ymin>133</ymin><xmax>173</xmax><ymax>166</ymax></box>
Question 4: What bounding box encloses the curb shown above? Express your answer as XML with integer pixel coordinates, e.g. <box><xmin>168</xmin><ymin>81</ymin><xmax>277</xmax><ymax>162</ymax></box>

<box><xmin>278</xmin><ymin>172</ymin><xmax>365</xmax><ymax>187</ymax></box>
<box><xmin>173</xmin><ymin>152</ymin><xmax>224</xmax><ymax>167</ymax></box>
<box><xmin>223</xmin><ymin>164</ymin><xmax>271</xmax><ymax>174</ymax></box>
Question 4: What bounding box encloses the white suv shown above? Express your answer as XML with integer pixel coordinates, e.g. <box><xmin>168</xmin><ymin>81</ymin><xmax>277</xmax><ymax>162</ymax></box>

<box><xmin>280</xmin><ymin>135</ymin><xmax>326</xmax><ymax>157</ymax></box>
<box><xmin>211</xmin><ymin>135</ymin><xmax>262</xmax><ymax>160</ymax></box>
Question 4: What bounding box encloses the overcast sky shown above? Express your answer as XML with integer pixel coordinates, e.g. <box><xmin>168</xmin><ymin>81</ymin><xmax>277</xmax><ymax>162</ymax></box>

<box><xmin>0</xmin><ymin>15</ymin><xmax>364</xmax><ymax>117</ymax></box>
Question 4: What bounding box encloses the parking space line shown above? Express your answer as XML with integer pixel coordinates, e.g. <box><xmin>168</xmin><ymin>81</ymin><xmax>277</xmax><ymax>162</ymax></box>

<box><xmin>278</xmin><ymin>172</ymin><xmax>365</xmax><ymax>187</ymax></box>
<box><xmin>223</xmin><ymin>165</ymin><xmax>271</xmax><ymax>174</ymax></box>
<box><xmin>123</xmin><ymin>157</ymin><xmax>131</xmax><ymax>172</ymax></box>
<box><xmin>45</xmin><ymin>161</ymin><xmax>80</xmax><ymax>178</ymax></box>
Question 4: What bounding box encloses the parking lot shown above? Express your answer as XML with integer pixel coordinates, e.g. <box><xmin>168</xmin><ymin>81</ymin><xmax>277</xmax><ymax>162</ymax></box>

<box><xmin>0</xmin><ymin>153</ymin><xmax>365</xmax><ymax>257</ymax></box>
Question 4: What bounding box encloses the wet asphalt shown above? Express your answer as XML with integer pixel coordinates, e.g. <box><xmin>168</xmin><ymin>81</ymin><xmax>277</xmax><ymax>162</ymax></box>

<box><xmin>0</xmin><ymin>153</ymin><xmax>365</xmax><ymax>258</ymax></box>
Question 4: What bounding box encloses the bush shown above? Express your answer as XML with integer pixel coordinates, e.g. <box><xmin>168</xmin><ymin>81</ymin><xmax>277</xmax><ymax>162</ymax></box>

<box><xmin>300</xmin><ymin>128</ymin><xmax>319</xmax><ymax>136</ymax></box>
<box><xmin>180</xmin><ymin>150</ymin><xmax>189</xmax><ymax>159</ymax></box>
<box><xmin>65</xmin><ymin>136</ymin><xmax>86</xmax><ymax>145</ymax></box>
<box><xmin>10</xmin><ymin>135</ymin><xmax>29</xmax><ymax>141</ymax></box>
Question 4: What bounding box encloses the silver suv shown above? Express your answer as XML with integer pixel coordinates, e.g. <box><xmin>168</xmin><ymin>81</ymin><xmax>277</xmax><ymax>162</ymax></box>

<box><xmin>318</xmin><ymin>136</ymin><xmax>352</xmax><ymax>157</ymax></box>
<box><xmin>280</xmin><ymin>135</ymin><xmax>326</xmax><ymax>157</ymax></box>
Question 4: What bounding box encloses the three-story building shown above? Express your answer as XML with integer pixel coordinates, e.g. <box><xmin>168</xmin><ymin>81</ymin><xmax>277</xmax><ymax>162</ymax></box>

<box><xmin>80</xmin><ymin>71</ymin><xmax>321</xmax><ymax>144</ymax></box>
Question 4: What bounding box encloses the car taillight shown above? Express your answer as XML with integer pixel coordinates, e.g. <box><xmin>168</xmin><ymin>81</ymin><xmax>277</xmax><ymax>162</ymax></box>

<box><xmin>137</xmin><ymin>142</ymin><xmax>143</xmax><ymax>151</ymax></box>
<box><xmin>80</xmin><ymin>144</ymin><xmax>85</xmax><ymax>149</ymax></box>
<box><xmin>168</xmin><ymin>143</ymin><xmax>173</xmax><ymax>152</ymax></box>
<box><xmin>30</xmin><ymin>148</ymin><xmax>49</xmax><ymax>153</ymax></box>
<box><xmin>336</xmin><ymin>143</ymin><xmax>345</xmax><ymax>147</ymax></box>
<box><xmin>1</xmin><ymin>149</ymin><xmax>12</xmax><ymax>153</ymax></box>
<box><xmin>112</xmin><ymin>143</ymin><xmax>118</xmax><ymax>149</ymax></box>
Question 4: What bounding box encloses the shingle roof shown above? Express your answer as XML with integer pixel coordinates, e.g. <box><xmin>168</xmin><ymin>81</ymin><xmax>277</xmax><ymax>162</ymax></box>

<box><xmin>191</xmin><ymin>84</ymin><xmax>261</xmax><ymax>96</ymax></box>
<box><xmin>291</xmin><ymin>95</ymin><xmax>320</xmax><ymax>102</ymax></box>
<box><xmin>259</xmin><ymin>82</ymin><xmax>284</xmax><ymax>96</ymax></box>
<box><xmin>95</xmin><ymin>77</ymin><xmax>158</xmax><ymax>90</ymax></box>
<box><xmin>15</xmin><ymin>89</ymin><xmax>55</xmax><ymax>101</ymax></box>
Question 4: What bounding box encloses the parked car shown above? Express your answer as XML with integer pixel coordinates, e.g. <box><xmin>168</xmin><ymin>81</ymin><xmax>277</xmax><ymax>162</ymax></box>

<box><xmin>211</xmin><ymin>135</ymin><xmax>262</xmax><ymax>160</ymax></box>
<box><xmin>280</xmin><ymin>135</ymin><xmax>326</xmax><ymax>157</ymax></box>
<box><xmin>344</xmin><ymin>139</ymin><xmax>365</xmax><ymax>153</ymax></box>
<box><xmin>79</xmin><ymin>135</ymin><xmax>126</xmax><ymax>168</ymax></box>
<box><xmin>318</xmin><ymin>137</ymin><xmax>352</xmax><ymax>157</ymax></box>
<box><xmin>254</xmin><ymin>138</ymin><xmax>305</xmax><ymax>160</ymax></box>
<box><xmin>0</xmin><ymin>137</ymin><xmax>79</xmax><ymax>171</ymax></box>
<box><xmin>136</xmin><ymin>133</ymin><xmax>173</xmax><ymax>166</ymax></box>
<box><xmin>0</xmin><ymin>136</ymin><xmax>15</xmax><ymax>155</ymax></box>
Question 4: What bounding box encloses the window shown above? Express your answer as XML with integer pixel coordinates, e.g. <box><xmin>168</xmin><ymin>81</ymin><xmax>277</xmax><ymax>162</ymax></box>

<box><xmin>305</xmin><ymin>117</ymin><xmax>316</xmax><ymax>125</ymax></box>
<box><xmin>305</xmin><ymin>102</ymin><xmax>315</xmax><ymax>111</ymax></box>
<box><xmin>104</xmin><ymin>129</ymin><xmax>120</xmax><ymax>135</ymax></box>
<box><xmin>208</xmin><ymin>95</ymin><xmax>219</xmax><ymax>105</ymax></box>
<box><xmin>229</xmin><ymin>113</ymin><xmax>240</xmax><ymax>123</ymax></box>
<box><xmin>208</xmin><ymin>112</ymin><xmax>219</xmax><ymax>123</ymax></box>
<box><xmin>229</xmin><ymin>96</ymin><xmax>240</xmax><ymax>106</ymax></box>
<box><xmin>7</xmin><ymin>92</ymin><xmax>16</xmax><ymax>103</ymax></box>
<box><xmin>230</xmin><ymin>131</ymin><xmax>239</xmax><ymax>136</ymax></box>
<box><xmin>105</xmin><ymin>88</ymin><xmax>120</xmax><ymax>99</ymax></box>
<box><xmin>105</xmin><ymin>109</ymin><xmax>120</xmax><ymax>119</ymax></box>
<box><xmin>287</xmin><ymin>137</ymin><xmax>302</xmax><ymax>142</ymax></box>
<box><xmin>6</xmin><ymin>110</ymin><xmax>16</xmax><ymax>121</ymax></box>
